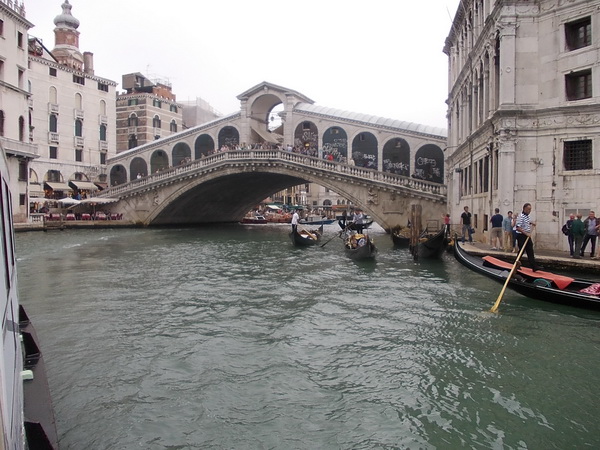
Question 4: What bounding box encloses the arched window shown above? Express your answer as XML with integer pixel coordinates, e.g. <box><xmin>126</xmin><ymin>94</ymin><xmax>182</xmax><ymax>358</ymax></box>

<box><xmin>19</xmin><ymin>116</ymin><xmax>25</xmax><ymax>141</ymax></box>
<box><xmin>170</xmin><ymin>120</ymin><xmax>177</xmax><ymax>132</ymax></box>
<box><xmin>152</xmin><ymin>115</ymin><xmax>161</xmax><ymax>128</ymax></box>
<box><xmin>75</xmin><ymin>93</ymin><xmax>83</xmax><ymax>109</ymax></box>
<box><xmin>99</xmin><ymin>124</ymin><xmax>107</xmax><ymax>141</ymax></box>
<box><xmin>49</xmin><ymin>114</ymin><xmax>58</xmax><ymax>132</ymax></box>
<box><xmin>49</xmin><ymin>86</ymin><xmax>57</xmax><ymax>103</ymax></box>
<box><xmin>75</xmin><ymin>119</ymin><xmax>83</xmax><ymax>137</ymax></box>
<box><xmin>128</xmin><ymin>114</ymin><xmax>138</xmax><ymax>127</ymax></box>
<box><xmin>99</xmin><ymin>100</ymin><xmax>107</xmax><ymax>115</ymax></box>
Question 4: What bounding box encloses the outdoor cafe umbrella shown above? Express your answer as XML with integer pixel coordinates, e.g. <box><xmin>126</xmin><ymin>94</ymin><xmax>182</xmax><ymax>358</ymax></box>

<box><xmin>57</xmin><ymin>197</ymin><xmax>81</xmax><ymax>206</ymax></box>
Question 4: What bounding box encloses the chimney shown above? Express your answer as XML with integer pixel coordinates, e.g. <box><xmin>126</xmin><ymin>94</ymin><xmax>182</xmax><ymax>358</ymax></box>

<box><xmin>83</xmin><ymin>51</ymin><xmax>94</xmax><ymax>75</ymax></box>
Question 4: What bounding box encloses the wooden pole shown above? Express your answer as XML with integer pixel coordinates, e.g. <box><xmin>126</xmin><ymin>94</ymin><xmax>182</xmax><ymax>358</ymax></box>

<box><xmin>410</xmin><ymin>204</ymin><xmax>422</xmax><ymax>260</ymax></box>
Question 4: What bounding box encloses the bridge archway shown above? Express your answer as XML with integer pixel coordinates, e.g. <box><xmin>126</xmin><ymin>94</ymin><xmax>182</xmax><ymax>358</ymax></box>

<box><xmin>218</xmin><ymin>126</ymin><xmax>240</xmax><ymax>150</ymax></box>
<box><xmin>414</xmin><ymin>144</ymin><xmax>444</xmax><ymax>183</ymax></box>
<box><xmin>173</xmin><ymin>142</ymin><xmax>191</xmax><ymax>166</ymax></box>
<box><xmin>294</xmin><ymin>121</ymin><xmax>318</xmax><ymax>152</ymax></box>
<box><xmin>323</xmin><ymin>126</ymin><xmax>348</xmax><ymax>162</ymax></box>
<box><xmin>195</xmin><ymin>134</ymin><xmax>215</xmax><ymax>158</ymax></box>
<box><xmin>110</xmin><ymin>165</ymin><xmax>127</xmax><ymax>186</ymax></box>
<box><xmin>130</xmin><ymin>157</ymin><xmax>148</xmax><ymax>180</ymax></box>
<box><xmin>151</xmin><ymin>150</ymin><xmax>169</xmax><ymax>174</ymax></box>
<box><xmin>382</xmin><ymin>138</ymin><xmax>410</xmax><ymax>176</ymax></box>
<box><xmin>351</xmin><ymin>132</ymin><xmax>378</xmax><ymax>168</ymax></box>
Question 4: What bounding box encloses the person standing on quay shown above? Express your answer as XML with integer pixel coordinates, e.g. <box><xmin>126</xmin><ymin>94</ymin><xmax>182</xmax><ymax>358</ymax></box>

<box><xmin>564</xmin><ymin>214</ymin><xmax>575</xmax><ymax>256</ymax></box>
<box><xmin>489</xmin><ymin>208</ymin><xmax>503</xmax><ymax>250</ymax></box>
<box><xmin>580</xmin><ymin>210</ymin><xmax>598</xmax><ymax>257</ymax></box>
<box><xmin>571</xmin><ymin>213</ymin><xmax>585</xmax><ymax>259</ymax></box>
<box><xmin>461</xmin><ymin>206</ymin><xmax>472</xmax><ymax>243</ymax></box>
<box><xmin>515</xmin><ymin>202</ymin><xmax>539</xmax><ymax>271</ymax></box>
<box><xmin>502</xmin><ymin>211</ymin><xmax>514</xmax><ymax>252</ymax></box>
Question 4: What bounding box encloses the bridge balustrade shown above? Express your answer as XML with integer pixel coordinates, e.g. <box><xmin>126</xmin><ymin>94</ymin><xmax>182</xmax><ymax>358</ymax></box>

<box><xmin>103</xmin><ymin>150</ymin><xmax>446</xmax><ymax>198</ymax></box>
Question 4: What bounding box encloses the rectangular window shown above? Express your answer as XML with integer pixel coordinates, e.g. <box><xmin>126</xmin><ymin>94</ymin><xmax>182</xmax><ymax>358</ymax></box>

<box><xmin>17</xmin><ymin>32</ymin><xmax>23</xmax><ymax>48</ymax></box>
<box><xmin>18</xmin><ymin>69</ymin><xmax>23</xmax><ymax>89</ymax></box>
<box><xmin>49</xmin><ymin>67</ymin><xmax>57</xmax><ymax>77</ymax></box>
<box><xmin>73</xmin><ymin>74</ymin><xmax>85</xmax><ymax>85</ymax></box>
<box><xmin>100</xmin><ymin>152</ymin><xmax>107</xmax><ymax>165</ymax></box>
<box><xmin>97</xmin><ymin>82</ymin><xmax>109</xmax><ymax>92</ymax></box>
<box><xmin>0</xmin><ymin>19</ymin><xmax>4</xmax><ymax>37</ymax></box>
<box><xmin>566</xmin><ymin>69</ymin><xmax>592</xmax><ymax>100</ymax></box>
<box><xmin>75</xmin><ymin>149</ymin><xmax>83</xmax><ymax>162</ymax></box>
<box><xmin>49</xmin><ymin>146</ymin><xmax>58</xmax><ymax>159</ymax></box>
<box><xmin>128</xmin><ymin>98</ymin><xmax>138</xmax><ymax>106</ymax></box>
<box><xmin>565</xmin><ymin>17</ymin><xmax>591</xmax><ymax>51</ymax></box>
<box><xmin>18</xmin><ymin>161</ymin><xmax>27</xmax><ymax>181</ymax></box>
<box><xmin>153</xmin><ymin>99</ymin><xmax>162</xmax><ymax>108</ymax></box>
<box><xmin>0</xmin><ymin>60</ymin><xmax>4</xmax><ymax>81</ymax></box>
<box><xmin>564</xmin><ymin>140</ymin><xmax>592</xmax><ymax>170</ymax></box>
<box><xmin>19</xmin><ymin>194</ymin><xmax>25</xmax><ymax>206</ymax></box>
<box><xmin>170</xmin><ymin>104</ymin><xmax>178</xmax><ymax>113</ymax></box>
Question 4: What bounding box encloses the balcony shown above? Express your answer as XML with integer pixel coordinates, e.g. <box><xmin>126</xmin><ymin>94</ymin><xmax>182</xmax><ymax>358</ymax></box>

<box><xmin>74</xmin><ymin>109</ymin><xmax>84</xmax><ymax>120</ymax></box>
<box><xmin>99</xmin><ymin>141</ymin><xmax>108</xmax><ymax>151</ymax></box>
<box><xmin>99</xmin><ymin>114</ymin><xmax>108</xmax><ymax>125</ymax></box>
<box><xmin>74</xmin><ymin>136</ymin><xmax>84</xmax><ymax>148</ymax></box>
<box><xmin>48</xmin><ymin>103</ymin><xmax>59</xmax><ymax>114</ymax></box>
<box><xmin>48</xmin><ymin>132</ymin><xmax>59</xmax><ymax>143</ymax></box>
<box><xmin>153</xmin><ymin>127</ymin><xmax>161</xmax><ymax>137</ymax></box>
<box><xmin>128</xmin><ymin>127</ymin><xmax>137</xmax><ymax>135</ymax></box>
<box><xmin>28</xmin><ymin>98</ymin><xmax>34</xmax><ymax>109</ymax></box>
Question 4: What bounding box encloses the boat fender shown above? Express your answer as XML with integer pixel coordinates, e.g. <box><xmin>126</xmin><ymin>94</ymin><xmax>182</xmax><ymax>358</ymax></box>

<box><xmin>21</xmin><ymin>370</ymin><xmax>34</xmax><ymax>380</ymax></box>
<box><xmin>533</xmin><ymin>278</ymin><xmax>552</xmax><ymax>287</ymax></box>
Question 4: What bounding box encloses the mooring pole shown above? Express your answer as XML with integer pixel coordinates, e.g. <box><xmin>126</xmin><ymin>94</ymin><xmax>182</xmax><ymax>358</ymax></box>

<box><xmin>410</xmin><ymin>204</ymin><xmax>422</xmax><ymax>261</ymax></box>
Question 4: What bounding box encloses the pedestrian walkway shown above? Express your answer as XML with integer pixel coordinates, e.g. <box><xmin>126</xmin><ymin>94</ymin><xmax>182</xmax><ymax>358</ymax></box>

<box><xmin>459</xmin><ymin>241</ymin><xmax>600</xmax><ymax>275</ymax></box>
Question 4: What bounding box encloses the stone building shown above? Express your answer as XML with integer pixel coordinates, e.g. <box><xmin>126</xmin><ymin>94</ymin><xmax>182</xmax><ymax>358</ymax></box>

<box><xmin>0</xmin><ymin>0</ymin><xmax>37</xmax><ymax>222</ymax></box>
<box><xmin>116</xmin><ymin>72</ymin><xmax>183</xmax><ymax>156</ymax></box>
<box><xmin>444</xmin><ymin>0</ymin><xmax>599</xmax><ymax>251</ymax></box>
<box><xmin>180</xmin><ymin>97</ymin><xmax>221</xmax><ymax>130</ymax></box>
<box><xmin>27</xmin><ymin>0</ymin><xmax>117</xmax><ymax>207</ymax></box>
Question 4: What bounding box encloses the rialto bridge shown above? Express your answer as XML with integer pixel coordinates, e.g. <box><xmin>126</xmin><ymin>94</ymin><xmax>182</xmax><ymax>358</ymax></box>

<box><xmin>103</xmin><ymin>82</ymin><xmax>448</xmax><ymax>229</ymax></box>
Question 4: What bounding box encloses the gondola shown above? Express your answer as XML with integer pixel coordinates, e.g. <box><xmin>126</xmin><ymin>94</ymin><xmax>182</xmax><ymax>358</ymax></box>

<box><xmin>289</xmin><ymin>225</ymin><xmax>323</xmax><ymax>247</ymax></box>
<box><xmin>391</xmin><ymin>228</ymin><xmax>410</xmax><ymax>247</ymax></box>
<box><xmin>343</xmin><ymin>233</ymin><xmax>377</xmax><ymax>260</ymax></box>
<box><xmin>410</xmin><ymin>228</ymin><xmax>447</xmax><ymax>259</ymax></box>
<box><xmin>454</xmin><ymin>241</ymin><xmax>600</xmax><ymax>310</ymax></box>
<box><xmin>338</xmin><ymin>219</ymin><xmax>374</xmax><ymax>231</ymax></box>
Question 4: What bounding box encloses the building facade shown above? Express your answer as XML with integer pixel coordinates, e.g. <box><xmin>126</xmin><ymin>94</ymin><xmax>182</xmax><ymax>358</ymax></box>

<box><xmin>27</xmin><ymin>0</ymin><xmax>117</xmax><ymax>210</ymax></box>
<box><xmin>444</xmin><ymin>0</ymin><xmax>600</xmax><ymax>251</ymax></box>
<box><xmin>116</xmin><ymin>73</ymin><xmax>183</xmax><ymax>156</ymax></box>
<box><xmin>0</xmin><ymin>0</ymin><xmax>38</xmax><ymax>222</ymax></box>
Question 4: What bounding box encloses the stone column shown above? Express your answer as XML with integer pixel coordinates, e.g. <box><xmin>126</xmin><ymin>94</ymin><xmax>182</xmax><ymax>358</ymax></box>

<box><xmin>496</xmin><ymin>128</ymin><xmax>516</xmax><ymax>210</ymax></box>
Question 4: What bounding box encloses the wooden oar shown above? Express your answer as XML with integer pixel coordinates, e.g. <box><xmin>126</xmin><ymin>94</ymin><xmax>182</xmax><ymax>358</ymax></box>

<box><xmin>321</xmin><ymin>223</ymin><xmax>350</xmax><ymax>247</ymax></box>
<box><xmin>490</xmin><ymin>236</ymin><xmax>529</xmax><ymax>313</ymax></box>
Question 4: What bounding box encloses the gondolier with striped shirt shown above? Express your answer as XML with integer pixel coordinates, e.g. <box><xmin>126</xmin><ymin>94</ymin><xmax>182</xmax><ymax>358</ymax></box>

<box><xmin>515</xmin><ymin>202</ymin><xmax>540</xmax><ymax>271</ymax></box>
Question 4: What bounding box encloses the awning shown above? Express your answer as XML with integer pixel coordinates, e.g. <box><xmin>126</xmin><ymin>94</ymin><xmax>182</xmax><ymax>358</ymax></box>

<box><xmin>251</xmin><ymin>125</ymin><xmax>279</xmax><ymax>144</ymax></box>
<box><xmin>266</xmin><ymin>204</ymin><xmax>282</xmax><ymax>210</ymax></box>
<box><xmin>69</xmin><ymin>181</ymin><xmax>99</xmax><ymax>191</ymax></box>
<box><xmin>44</xmin><ymin>182</ymin><xmax>72</xmax><ymax>192</ymax></box>
<box><xmin>57</xmin><ymin>197</ymin><xmax>81</xmax><ymax>205</ymax></box>
<box><xmin>29</xmin><ymin>197</ymin><xmax>49</xmax><ymax>203</ymax></box>
<box><xmin>94</xmin><ymin>182</ymin><xmax>108</xmax><ymax>190</ymax></box>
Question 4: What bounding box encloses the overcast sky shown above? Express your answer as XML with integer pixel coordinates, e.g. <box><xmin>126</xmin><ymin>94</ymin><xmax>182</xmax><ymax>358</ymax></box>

<box><xmin>26</xmin><ymin>0</ymin><xmax>461</xmax><ymax>129</ymax></box>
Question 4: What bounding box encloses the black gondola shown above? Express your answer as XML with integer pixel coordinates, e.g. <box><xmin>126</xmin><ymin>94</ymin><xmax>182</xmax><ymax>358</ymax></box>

<box><xmin>343</xmin><ymin>233</ymin><xmax>377</xmax><ymax>260</ymax></box>
<box><xmin>454</xmin><ymin>241</ymin><xmax>600</xmax><ymax>310</ymax></box>
<box><xmin>338</xmin><ymin>219</ymin><xmax>374</xmax><ymax>232</ymax></box>
<box><xmin>391</xmin><ymin>228</ymin><xmax>410</xmax><ymax>247</ymax></box>
<box><xmin>410</xmin><ymin>228</ymin><xmax>447</xmax><ymax>259</ymax></box>
<box><xmin>289</xmin><ymin>225</ymin><xmax>323</xmax><ymax>247</ymax></box>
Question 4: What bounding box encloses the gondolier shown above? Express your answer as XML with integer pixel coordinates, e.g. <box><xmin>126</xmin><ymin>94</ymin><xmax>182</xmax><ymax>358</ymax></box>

<box><xmin>291</xmin><ymin>210</ymin><xmax>299</xmax><ymax>233</ymax></box>
<box><xmin>515</xmin><ymin>202</ymin><xmax>540</xmax><ymax>271</ymax></box>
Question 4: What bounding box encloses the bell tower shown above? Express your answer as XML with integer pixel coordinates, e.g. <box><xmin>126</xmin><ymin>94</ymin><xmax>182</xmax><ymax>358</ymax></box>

<box><xmin>52</xmin><ymin>0</ymin><xmax>83</xmax><ymax>70</ymax></box>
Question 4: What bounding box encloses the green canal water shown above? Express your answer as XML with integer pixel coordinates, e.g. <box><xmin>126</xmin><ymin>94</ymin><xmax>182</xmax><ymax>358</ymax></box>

<box><xmin>15</xmin><ymin>225</ymin><xmax>600</xmax><ymax>449</ymax></box>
